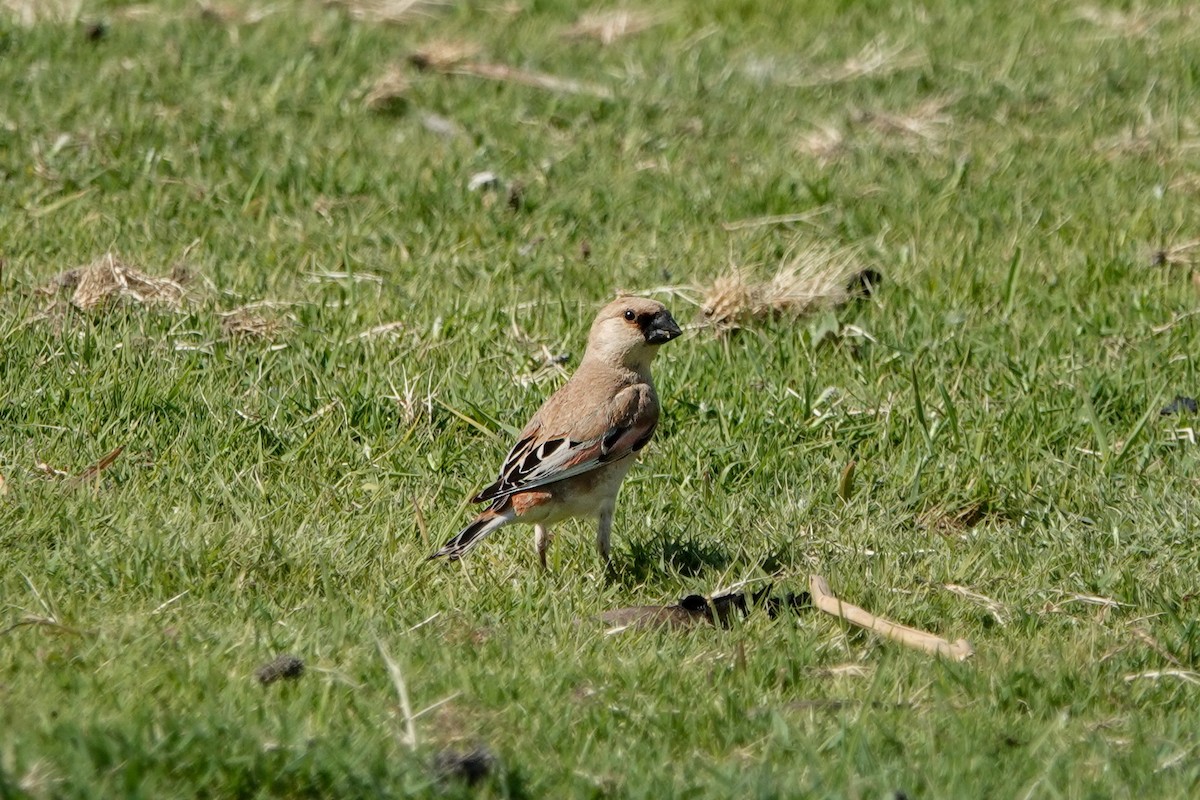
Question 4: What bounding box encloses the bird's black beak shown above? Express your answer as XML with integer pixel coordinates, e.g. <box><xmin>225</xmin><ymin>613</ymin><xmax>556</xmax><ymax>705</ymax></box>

<box><xmin>643</xmin><ymin>309</ymin><xmax>682</xmax><ymax>345</ymax></box>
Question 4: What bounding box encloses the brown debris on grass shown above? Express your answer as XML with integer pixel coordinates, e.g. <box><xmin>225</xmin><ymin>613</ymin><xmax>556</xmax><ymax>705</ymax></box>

<box><xmin>939</xmin><ymin>583</ymin><xmax>1009</xmax><ymax>627</ymax></box>
<box><xmin>442</xmin><ymin>62</ymin><xmax>613</xmax><ymax>99</ymax></box>
<box><xmin>796</xmin><ymin>97</ymin><xmax>956</xmax><ymax>163</ymax></box>
<box><xmin>698</xmin><ymin>245</ymin><xmax>864</xmax><ymax>332</ymax></box>
<box><xmin>409</xmin><ymin>40</ymin><xmax>611</xmax><ymax>98</ymax></box>
<box><xmin>563</xmin><ymin>9</ymin><xmax>656</xmax><ymax>45</ymax></box>
<box><xmin>409</xmin><ymin>39</ymin><xmax>481</xmax><ymax>71</ymax></box>
<box><xmin>1150</xmin><ymin>239</ymin><xmax>1200</xmax><ymax>268</ymax></box>
<box><xmin>1095</xmin><ymin>113</ymin><xmax>1200</xmax><ymax>162</ymax></box>
<box><xmin>855</xmin><ymin>96</ymin><xmax>956</xmax><ymax>142</ymax></box>
<box><xmin>49</xmin><ymin>253</ymin><xmax>187</xmax><ymax>311</ymax></box>
<box><xmin>1076</xmin><ymin>5</ymin><xmax>1197</xmax><ymax>39</ymax></box>
<box><xmin>324</xmin><ymin>0</ymin><xmax>447</xmax><ymax>25</ymax></box>
<box><xmin>794</xmin><ymin>124</ymin><xmax>848</xmax><ymax>164</ymax></box>
<box><xmin>1</xmin><ymin>0</ymin><xmax>80</xmax><ymax>25</ymax></box>
<box><xmin>218</xmin><ymin>302</ymin><xmax>293</xmax><ymax>339</ymax></box>
<box><xmin>197</xmin><ymin>2</ymin><xmax>281</xmax><ymax>26</ymax></box>
<box><xmin>789</xmin><ymin>37</ymin><xmax>925</xmax><ymax>87</ymax></box>
<box><xmin>919</xmin><ymin>500</ymin><xmax>994</xmax><ymax>534</ymax></box>
<box><xmin>363</xmin><ymin>64</ymin><xmax>412</xmax><ymax>111</ymax></box>
<box><xmin>35</xmin><ymin>445</ymin><xmax>125</xmax><ymax>485</ymax></box>
<box><xmin>71</xmin><ymin>445</ymin><xmax>125</xmax><ymax>486</ymax></box>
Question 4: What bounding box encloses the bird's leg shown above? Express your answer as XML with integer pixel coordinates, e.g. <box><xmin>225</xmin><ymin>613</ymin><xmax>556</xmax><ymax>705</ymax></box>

<box><xmin>596</xmin><ymin>507</ymin><xmax>614</xmax><ymax>563</ymax></box>
<box><xmin>535</xmin><ymin>524</ymin><xmax>552</xmax><ymax>570</ymax></box>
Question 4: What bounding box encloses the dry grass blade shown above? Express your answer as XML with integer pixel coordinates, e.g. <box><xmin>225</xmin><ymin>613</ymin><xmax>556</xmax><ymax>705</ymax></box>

<box><xmin>325</xmin><ymin>0</ymin><xmax>447</xmax><ymax>24</ymax></box>
<box><xmin>811</xmin><ymin>663</ymin><xmax>872</xmax><ymax>678</ymax></box>
<box><xmin>356</xmin><ymin>321</ymin><xmax>407</xmax><ymax>339</ymax></box>
<box><xmin>1123</xmin><ymin>669</ymin><xmax>1200</xmax><ymax>685</ymax></box>
<box><xmin>0</xmin><ymin>470</ymin><xmax>7</xmax><ymax>496</ymax></box>
<box><xmin>376</xmin><ymin>638</ymin><xmax>418</xmax><ymax>750</ymax></box>
<box><xmin>0</xmin><ymin>614</ymin><xmax>85</xmax><ymax>637</ymax></box>
<box><xmin>941</xmin><ymin>583</ymin><xmax>1008</xmax><ymax>626</ymax></box>
<box><xmin>563</xmin><ymin>9</ymin><xmax>656</xmax><ymax>45</ymax></box>
<box><xmin>68</xmin><ymin>445</ymin><xmax>125</xmax><ymax>486</ymax></box>
<box><xmin>699</xmin><ymin>245</ymin><xmax>864</xmax><ymax>332</ymax></box>
<box><xmin>445</xmin><ymin>62</ymin><xmax>612</xmax><ymax>99</ymax></box>
<box><xmin>791</xmin><ymin>37</ymin><xmax>924</xmax><ymax>87</ymax></box>
<box><xmin>721</xmin><ymin>208</ymin><xmax>830</xmax><ymax>231</ymax></box>
<box><xmin>67</xmin><ymin>253</ymin><xmax>186</xmax><ymax>311</ymax></box>
<box><xmin>857</xmin><ymin>96</ymin><xmax>956</xmax><ymax>141</ymax></box>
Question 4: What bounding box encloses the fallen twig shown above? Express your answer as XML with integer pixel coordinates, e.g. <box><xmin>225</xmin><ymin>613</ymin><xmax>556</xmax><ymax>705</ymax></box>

<box><xmin>809</xmin><ymin>574</ymin><xmax>974</xmax><ymax>661</ymax></box>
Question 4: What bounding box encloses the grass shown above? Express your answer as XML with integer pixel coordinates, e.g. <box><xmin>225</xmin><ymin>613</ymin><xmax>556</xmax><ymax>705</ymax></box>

<box><xmin>2</xmin><ymin>0</ymin><xmax>1200</xmax><ymax>796</ymax></box>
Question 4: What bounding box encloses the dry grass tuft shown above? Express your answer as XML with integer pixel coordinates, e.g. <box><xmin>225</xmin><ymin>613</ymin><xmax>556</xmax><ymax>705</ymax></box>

<box><xmin>796</xmin><ymin>97</ymin><xmax>956</xmax><ymax>163</ymax></box>
<box><xmin>1076</xmin><ymin>5</ymin><xmax>1197</xmax><ymax>39</ymax></box>
<box><xmin>47</xmin><ymin>253</ymin><xmax>187</xmax><ymax>311</ymax></box>
<box><xmin>363</xmin><ymin>64</ymin><xmax>412</xmax><ymax>111</ymax></box>
<box><xmin>218</xmin><ymin>302</ymin><xmax>293</xmax><ymax>339</ymax></box>
<box><xmin>197</xmin><ymin>2</ymin><xmax>281</xmax><ymax>26</ymax></box>
<box><xmin>410</xmin><ymin>40</ymin><xmax>611</xmax><ymax>98</ymax></box>
<box><xmin>698</xmin><ymin>245</ymin><xmax>866</xmax><ymax>332</ymax></box>
<box><xmin>791</xmin><ymin>37</ymin><xmax>925</xmax><ymax>87</ymax></box>
<box><xmin>563</xmin><ymin>9</ymin><xmax>656</xmax><ymax>45</ymax></box>
<box><xmin>855</xmin><ymin>96</ymin><xmax>956</xmax><ymax>142</ymax></box>
<box><xmin>324</xmin><ymin>0</ymin><xmax>447</xmax><ymax>25</ymax></box>
<box><xmin>409</xmin><ymin>38</ymin><xmax>481</xmax><ymax>71</ymax></box>
<box><xmin>1095</xmin><ymin>114</ymin><xmax>1200</xmax><ymax>162</ymax></box>
<box><xmin>454</xmin><ymin>62</ymin><xmax>612</xmax><ymax>98</ymax></box>
<box><xmin>794</xmin><ymin>124</ymin><xmax>848</xmax><ymax>164</ymax></box>
<box><xmin>1</xmin><ymin>0</ymin><xmax>80</xmax><ymax>25</ymax></box>
<box><xmin>919</xmin><ymin>500</ymin><xmax>993</xmax><ymax>534</ymax></box>
<box><xmin>1150</xmin><ymin>240</ymin><xmax>1200</xmax><ymax>268</ymax></box>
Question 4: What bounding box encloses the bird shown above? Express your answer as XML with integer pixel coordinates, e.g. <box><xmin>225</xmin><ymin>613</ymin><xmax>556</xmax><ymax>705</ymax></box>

<box><xmin>428</xmin><ymin>296</ymin><xmax>682</xmax><ymax>568</ymax></box>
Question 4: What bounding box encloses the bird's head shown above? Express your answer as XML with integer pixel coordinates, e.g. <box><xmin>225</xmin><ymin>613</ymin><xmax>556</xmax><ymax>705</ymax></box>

<box><xmin>585</xmin><ymin>296</ymin><xmax>682</xmax><ymax>371</ymax></box>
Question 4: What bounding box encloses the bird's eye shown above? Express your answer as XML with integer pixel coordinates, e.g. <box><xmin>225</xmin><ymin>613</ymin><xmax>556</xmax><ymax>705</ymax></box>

<box><xmin>623</xmin><ymin>309</ymin><xmax>636</xmax><ymax>321</ymax></box>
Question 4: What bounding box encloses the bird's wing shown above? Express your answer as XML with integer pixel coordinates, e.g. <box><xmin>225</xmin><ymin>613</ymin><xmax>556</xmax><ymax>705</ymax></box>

<box><xmin>472</xmin><ymin>384</ymin><xmax>658</xmax><ymax>503</ymax></box>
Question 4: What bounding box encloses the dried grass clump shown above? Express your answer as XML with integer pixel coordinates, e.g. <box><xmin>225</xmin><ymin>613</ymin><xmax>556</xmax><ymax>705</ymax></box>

<box><xmin>1076</xmin><ymin>5</ymin><xmax>1195</xmax><ymax>39</ymax></box>
<box><xmin>699</xmin><ymin>246</ymin><xmax>866</xmax><ymax>332</ymax></box>
<box><xmin>855</xmin><ymin>96</ymin><xmax>955</xmax><ymax>142</ymax></box>
<box><xmin>363</xmin><ymin>64</ymin><xmax>411</xmax><ymax>111</ymax></box>
<box><xmin>1150</xmin><ymin>240</ymin><xmax>1200</xmax><ymax>268</ymax></box>
<box><xmin>410</xmin><ymin>40</ymin><xmax>612</xmax><ymax>98</ymax></box>
<box><xmin>790</xmin><ymin>37</ymin><xmax>924</xmax><ymax>87</ymax></box>
<box><xmin>409</xmin><ymin>39</ymin><xmax>481</xmax><ymax>71</ymax></box>
<box><xmin>59</xmin><ymin>253</ymin><xmax>186</xmax><ymax>311</ymax></box>
<box><xmin>219</xmin><ymin>302</ymin><xmax>292</xmax><ymax>339</ymax></box>
<box><xmin>324</xmin><ymin>0</ymin><xmax>447</xmax><ymax>25</ymax></box>
<box><xmin>797</xmin><ymin>97</ymin><xmax>956</xmax><ymax>163</ymax></box>
<box><xmin>563</xmin><ymin>9</ymin><xmax>656</xmax><ymax>45</ymax></box>
<box><xmin>794</xmin><ymin>123</ymin><xmax>847</xmax><ymax>163</ymax></box>
<box><xmin>1</xmin><ymin>0</ymin><xmax>80</xmax><ymax>25</ymax></box>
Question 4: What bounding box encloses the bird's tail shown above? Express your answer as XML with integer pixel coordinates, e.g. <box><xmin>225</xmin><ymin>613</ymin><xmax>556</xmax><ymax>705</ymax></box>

<box><xmin>427</xmin><ymin>506</ymin><xmax>515</xmax><ymax>562</ymax></box>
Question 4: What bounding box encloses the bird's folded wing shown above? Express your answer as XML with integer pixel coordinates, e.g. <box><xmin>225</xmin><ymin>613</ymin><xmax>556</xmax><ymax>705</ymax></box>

<box><xmin>472</xmin><ymin>384</ymin><xmax>657</xmax><ymax>503</ymax></box>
